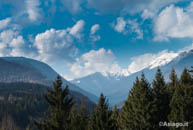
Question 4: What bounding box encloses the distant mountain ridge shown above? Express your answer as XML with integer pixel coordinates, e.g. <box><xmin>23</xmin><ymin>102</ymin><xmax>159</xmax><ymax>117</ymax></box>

<box><xmin>72</xmin><ymin>50</ymin><xmax>193</xmax><ymax>105</ymax></box>
<box><xmin>0</xmin><ymin>57</ymin><xmax>98</xmax><ymax>103</ymax></box>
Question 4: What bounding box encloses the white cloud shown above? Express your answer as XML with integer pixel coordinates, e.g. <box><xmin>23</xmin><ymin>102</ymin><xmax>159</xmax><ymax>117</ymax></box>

<box><xmin>112</xmin><ymin>17</ymin><xmax>143</xmax><ymax>39</ymax></box>
<box><xmin>128</xmin><ymin>20</ymin><xmax>143</xmax><ymax>39</ymax></box>
<box><xmin>69</xmin><ymin>20</ymin><xmax>85</xmax><ymax>39</ymax></box>
<box><xmin>113</xmin><ymin>17</ymin><xmax>126</xmax><ymax>33</ymax></box>
<box><xmin>90</xmin><ymin>24</ymin><xmax>100</xmax><ymax>35</ymax></box>
<box><xmin>34</xmin><ymin>20</ymin><xmax>85</xmax><ymax>63</ymax></box>
<box><xmin>90</xmin><ymin>24</ymin><xmax>100</xmax><ymax>42</ymax></box>
<box><xmin>60</xmin><ymin>0</ymin><xmax>83</xmax><ymax>14</ymax></box>
<box><xmin>0</xmin><ymin>30</ymin><xmax>30</xmax><ymax>57</ymax></box>
<box><xmin>87</xmin><ymin>0</ymin><xmax>179</xmax><ymax>15</ymax></box>
<box><xmin>25</xmin><ymin>0</ymin><xmax>41</xmax><ymax>21</ymax></box>
<box><xmin>34</xmin><ymin>28</ymin><xmax>77</xmax><ymax>62</ymax></box>
<box><xmin>141</xmin><ymin>9</ymin><xmax>155</xmax><ymax>19</ymax></box>
<box><xmin>70</xmin><ymin>48</ymin><xmax>126</xmax><ymax>78</ymax></box>
<box><xmin>0</xmin><ymin>18</ymin><xmax>11</xmax><ymax>30</ymax></box>
<box><xmin>154</xmin><ymin>3</ymin><xmax>193</xmax><ymax>41</ymax></box>
<box><xmin>0</xmin><ymin>0</ymin><xmax>42</xmax><ymax>22</ymax></box>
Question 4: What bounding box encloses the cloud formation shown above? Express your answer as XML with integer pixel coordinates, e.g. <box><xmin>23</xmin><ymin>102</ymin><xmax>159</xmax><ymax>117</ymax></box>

<box><xmin>112</xmin><ymin>17</ymin><xmax>143</xmax><ymax>39</ymax></box>
<box><xmin>69</xmin><ymin>20</ymin><xmax>85</xmax><ymax>39</ymax></box>
<box><xmin>34</xmin><ymin>20</ymin><xmax>85</xmax><ymax>63</ymax></box>
<box><xmin>70</xmin><ymin>48</ymin><xmax>127</xmax><ymax>78</ymax></box>
<box><xmin>154</xmin><ymin>3</ymin><xmax>193</xmax><ymax>41</ymax></box>
<box><xmin>0</xmin><ymin>18</ymin><xmax>11</xmax><ymax>30</ymax></box>
<box><xmin>0</xmin><ymin>30</ymin><xmax>30</xmax><ymax>57</ymax></box>
<box><xmin>25</xmin><ymin>0</ymin><xmax>41</xmax><ymax>21</ymax></box>
<box><xmin>60</xmin><ymin>0</ymin><xmax>83</xmax><ymax>14</ymax></box>
<box><xmin>90</xmin><ymin>24</ymin><xmax>100</xmax><ymax>42</ymax></box>
<box><xmin>87</xmin><ymin>0</ymin><xmax>179</xmax><ymax>15</ymax></box>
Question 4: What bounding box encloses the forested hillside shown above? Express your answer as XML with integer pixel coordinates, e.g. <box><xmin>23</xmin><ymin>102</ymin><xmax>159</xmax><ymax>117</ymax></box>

<box><xmin>0</xmin><ymin>82</ymin><xmax>95</xmax><ymax>130</ymax></box>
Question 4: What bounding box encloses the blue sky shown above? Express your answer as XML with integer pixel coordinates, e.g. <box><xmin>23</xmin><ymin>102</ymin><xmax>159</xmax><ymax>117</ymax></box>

<box><xmin>0</xmin><ymin>0</ymin><xmax>193</xmax><ymax>80</ymax></box>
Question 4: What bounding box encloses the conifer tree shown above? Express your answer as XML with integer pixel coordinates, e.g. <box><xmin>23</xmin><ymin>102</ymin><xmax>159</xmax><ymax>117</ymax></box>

<box><xmin>168</xmin><ymin>68</ymin><xmax>178</xmax><ymax>96</ymax></box>
<box><xmin>70</xmin><ymin>101</ymin><xmax>88</xmax><ymax>130</ymax></box>
<box><xmin>169</xmin><ymin>68</ymin><xmax>193</xmax><ymax>129</ymax></box>
<box><xmin>180</xmin><ymin>68</ymin><xmax>192</xmax><ymax>85</ymax></box>
<box><xmin>120</xmin><ymin>74</ymin><xmax>154</xmax><ymax>130</ymax></box>
<box><xmin>168</xmin><ymin>68</ymin><xmax>178</xmax><ymax>88</ymax></box>
<box><xmin>34</xmin><ymin>75</ymin><xmax>74</xmax><ymax>130</ymax></box>
<box><xmin>88</xmin><ymin>93</ymin><xmax>117</xmax><ymax>130</ymax></box>
<box><xmin>152</xmin><ymin>68</ymin><xmax>170</xmax><ymax>130</ymax></box>
<box><xmin>111</xmin><ymin>105</ymin><xmax>120</xmax><ymax>130</ymax></box>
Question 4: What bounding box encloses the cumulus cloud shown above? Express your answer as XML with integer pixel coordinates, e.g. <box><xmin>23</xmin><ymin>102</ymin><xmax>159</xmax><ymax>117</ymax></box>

<box><xmin>112</xmin><ymin>17</ymin><xmax>143</xmax><ymax>39</ymax></box>
<box><xmin>0</xmin><ymin>30</ymin><xmax>30</xmax><ymax>57</ymax></box>
<box><xmin>154</xmin><ymin>3</ymin><xmax>193</xmax><ymax>41</ymax></box>
<box><xmin>0</xmin><ymin>18</ymin><xmax>11</xmax><ymax>30</ymax></box>
<box><xmin>70</xmin><ymin>48</ymin><xmax>126</xmax><ymax>78</ymax></box>
<box><xmin>34</xmin><ymin>20</ymin><xmax>85</xmax><ymax>63</ymax></box>
<box><xmin>90</xmin><ymin>24</ymin><xmax>100</xmax><ymax>42</ymax></box>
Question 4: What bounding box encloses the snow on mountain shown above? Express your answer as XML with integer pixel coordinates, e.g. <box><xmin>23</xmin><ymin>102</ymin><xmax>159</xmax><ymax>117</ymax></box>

<box><xmin>127</xmin><ymin>50</ymin><xmax>179</xmax><ymax>74</ymax></box>
<box><xmin>148</xmin><ymin>52</ymin><xmax>178</xmax><ymax>69</ymax></box>
<box><xmin>73</xmin><ymin>50</ymin><xmax>193</xmax><ymax>106</ymax></box>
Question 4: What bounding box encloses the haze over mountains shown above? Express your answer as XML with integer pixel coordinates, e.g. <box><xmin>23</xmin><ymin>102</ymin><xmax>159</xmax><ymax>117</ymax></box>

<box><xmin>72</xmin><ymin>49</ymin><xmax>193</xmax><ymax>105</ymax></box>
<box><xmin>0</xmin><ymin>49</ymin><xmax>193</xmax><ymax>106</ymax></box>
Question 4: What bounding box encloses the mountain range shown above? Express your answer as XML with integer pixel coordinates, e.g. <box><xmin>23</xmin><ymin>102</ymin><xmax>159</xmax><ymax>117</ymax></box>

<box><xmin>1</xmin><ymin>49</ymin><xmax>193</xmax><ymax>106</ymax></box>
<box><xmin>0</xmin><ymin>57</ymin><xmax>98</xmax><ymax>103</ymax></box>
<box><xmin>72</xmin><ymin>50</ymin><xmax>193</xmax><ymax>105</ymax></box>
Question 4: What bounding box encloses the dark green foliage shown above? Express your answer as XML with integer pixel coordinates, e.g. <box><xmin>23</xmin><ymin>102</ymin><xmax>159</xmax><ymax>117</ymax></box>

<box><xmin>169</xmin><ymin>68</ymin><xmax>193</xmax><ymax>129</ymax></box>
<box><xmin>180</xmin><ymin>68</ymin><xmax>193</xmax><ymax>85</ymax></box>
<box><xmin>0</xmin><ymin>82</ymin><xmax>48</xmax><ymax>130</ymax></box>
<box><xmin>111</xmin><ymin>105</ymin><xmax>120</xmax><ymax>130</ymax></box>
<box><xmin>1</xmin><ymin>67</ymin><xmax>193</xmax><ymax>130</ymax></box>
<box><xmin>34</xmin><ymin>76</ymin><xmax>74</xmax><ymax>130</ymax></box>
<box><xmin>70</xmin><ymin>103</ymin><xmax>88</xmax><ymax>130</ymax></box>
<box><xmin>168</xmin><ymin>68</ymin><xmax>179</xmax><ymax>98</ymax></box>
<box><xmin>152</xmin><ymin>68</ymin><xmax>170</xmax><ymax>129</ymax></box>
<box><xmin>88</xmin><ymin>93</ymin><xmax>117</xmax><ymax>130</ymax></box>
<box><xmin>120</xmin><ymin>74</ymin><xmax>154</xmax><ymax>130</ymax></box>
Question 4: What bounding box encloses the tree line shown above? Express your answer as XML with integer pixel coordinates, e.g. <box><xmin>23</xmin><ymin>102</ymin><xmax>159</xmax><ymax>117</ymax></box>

<box><xmin>33</xmin><ymin>67</ymin><xmax>193</xmax><ymax>130</ymax></box>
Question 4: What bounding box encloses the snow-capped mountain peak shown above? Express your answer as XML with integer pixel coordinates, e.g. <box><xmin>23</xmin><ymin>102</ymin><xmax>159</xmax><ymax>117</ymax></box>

<box><xmin>100</xmin><ymin>69</ymin><xmax>130</xmax><ymax>79</ymax></box>
<box><xmin>148</xmin><ymin>52</ymin><xmax>179</xmax><ymax>69</ymax></box>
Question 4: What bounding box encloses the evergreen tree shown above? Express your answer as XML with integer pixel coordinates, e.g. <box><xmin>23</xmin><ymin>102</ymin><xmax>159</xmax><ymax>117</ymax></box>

<box><xmin>120</xmin><ymin>74</ymin><xmax>154</xmax><ymax>130</ymax></box>
<box><xmin>70</xmin><ymin>101</ymin><xmax>88</xmax><ymax>130</ymax></box>
<box><xmin>88</xmin><ymin>93</ymin><xmax>117</xmax><ymax>130</ymax></box>
<box><xmin>152</xmin><ymin>68</ymin><xmax>170</xmax><ymax>130</ymax></box>
<box><xmin>168</xmin><ymin>68</ymin><xmax>178</xmax><ymax>96</ymax></box>
<box><xmin>180</xmin><ymin>68</ymin><xmax>192</xmax><ymax>85</ymax></box>
<box><xmin>34</xmin><ymin>76</ymin><xmax>74</xmax><ymax>130</ymax></box>
<box><xmin>69</xmin><ymin>107</ymin><xmax>80</xmax><ymax>130</ymax></box>
<box><xmin>111</xmin><ymin>105</ymin><xmax>120</xmax><ymax>130</ymax></box>
<box><xmin>169</xmin><ymin>68</ymin><xmax>193</xmax><ymax>129</ymax></box>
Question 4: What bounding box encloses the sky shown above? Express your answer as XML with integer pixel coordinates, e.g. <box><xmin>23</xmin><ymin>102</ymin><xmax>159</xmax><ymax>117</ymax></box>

<box><xmin>0</xmin><ymin>0</ymin><xmax>193</xmax><ymax>80</ymax></box>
